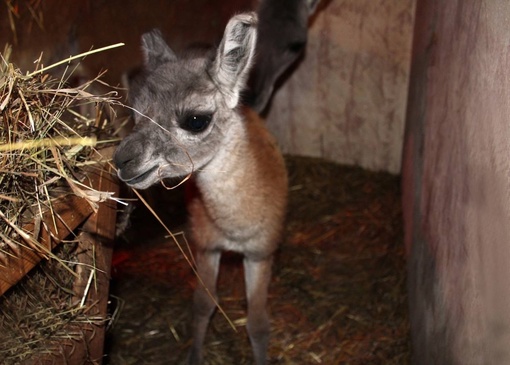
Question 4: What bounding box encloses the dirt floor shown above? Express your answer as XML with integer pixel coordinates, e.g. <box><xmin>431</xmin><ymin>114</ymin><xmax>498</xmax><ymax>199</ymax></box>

<box><xmin>105</xmin><ymin>155</ymin><xmax>409</xmax><ymax>365</ymax></box>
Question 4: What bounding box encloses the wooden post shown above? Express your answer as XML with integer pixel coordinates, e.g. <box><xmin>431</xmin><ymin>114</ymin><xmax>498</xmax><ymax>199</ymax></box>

<box><xmin>68</xmin><ymin>147</ymin><xmax>119</xmax><ymax>364</ymax></box>
<box><xmin>403</xmin><ymin>1</ymin><xmax>510</xmax><ymax>363</ymax></box>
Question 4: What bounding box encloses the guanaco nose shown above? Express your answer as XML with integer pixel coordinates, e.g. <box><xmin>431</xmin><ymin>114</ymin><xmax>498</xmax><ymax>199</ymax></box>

<box><xmin>113</xmin><ymin>138</ymin><xmax>140</xmax><ymax>171</ymax></box>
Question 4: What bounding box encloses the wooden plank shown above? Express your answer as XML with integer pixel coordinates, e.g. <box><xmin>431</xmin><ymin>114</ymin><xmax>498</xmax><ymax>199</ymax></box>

<box><xmin>0</xmin><ymin>194</ymin><xmax>94</xmax><ymax>296</ymax></box>
<box><xmin>66</xmin><ymin>146</ymin><xmax>119</xmax><ymax>364</ymax></box>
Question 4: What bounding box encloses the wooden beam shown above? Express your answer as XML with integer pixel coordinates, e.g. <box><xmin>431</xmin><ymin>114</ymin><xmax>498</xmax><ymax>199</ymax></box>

<box><xmin>0</xmin><ymin>194</ymin><xmax>94</xmax><ymax>296</ymax></box>
<box><xmin>67</xmin><ymin>146</ymin><xmax>119</xmax><ymax>364</ymax></box>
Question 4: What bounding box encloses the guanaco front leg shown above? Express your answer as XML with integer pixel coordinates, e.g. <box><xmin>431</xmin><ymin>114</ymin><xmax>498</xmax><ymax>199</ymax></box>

<box><xmin>244</xmin><ymin>255</ymin><xmax>273</xmax><ymax>365</ymax></box>
<box><xmin>189</xmin><ymin>249</ymin><xmax>222</xmax><ymax>365</ymax></box>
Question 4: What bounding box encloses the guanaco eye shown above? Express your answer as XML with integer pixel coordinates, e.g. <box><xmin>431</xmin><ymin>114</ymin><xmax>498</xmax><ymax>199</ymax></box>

<box><xmin>181</xmin><ymin>114</ymin><xmax>212</xmax><ymax>133</ymax></box>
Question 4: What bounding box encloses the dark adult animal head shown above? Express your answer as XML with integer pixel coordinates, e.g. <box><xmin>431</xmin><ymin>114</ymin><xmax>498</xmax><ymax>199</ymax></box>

<box><xmin>246</xmin><ymin>0</ymin><xmax>321</xmax><ymax>113</ymax></box>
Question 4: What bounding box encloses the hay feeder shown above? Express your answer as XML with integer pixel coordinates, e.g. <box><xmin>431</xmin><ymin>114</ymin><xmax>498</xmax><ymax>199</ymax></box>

<box><xmin>0</xmin><ymin>46</ymin><xmax>120</xmax><ymax>364</ymax></box>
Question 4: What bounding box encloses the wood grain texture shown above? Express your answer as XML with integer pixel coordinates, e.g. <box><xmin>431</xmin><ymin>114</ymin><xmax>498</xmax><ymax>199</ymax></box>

<box><xmin>0</xmin><ymin>0</ymin><xmax>254</xmax><ymax>86</ymax></box>
<box><xmin>403</xmin><ymin>1</ymin><xmax>510</xmax><ymax>363</ymax></box>
<box><xmin>68</xmin><ymin>147</ymin><xmax>119</xmax><ymax>365</ymax></box>
<box><xmin>0</xmin><ymin>194</ymin><xmax>93</xmax><ymax>296</ymax></box>
<box><xmin>266</xmin><ymin>0</ymin><xmax>416</xmax><ymax>173</ymax></box>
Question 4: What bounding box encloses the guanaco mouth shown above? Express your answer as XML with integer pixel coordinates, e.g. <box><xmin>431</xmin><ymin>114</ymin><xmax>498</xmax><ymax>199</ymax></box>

<box><xmin>123</xmin><ymin>165</ymin><xmax>159</xmax><ymax>186</ymax></box>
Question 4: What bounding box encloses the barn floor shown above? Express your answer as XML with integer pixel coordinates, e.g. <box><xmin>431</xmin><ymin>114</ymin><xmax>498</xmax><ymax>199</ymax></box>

<box><xmin>105</xmin><ymin>156</ymin><xmax>409</xmax><ymax>365</ymax></box>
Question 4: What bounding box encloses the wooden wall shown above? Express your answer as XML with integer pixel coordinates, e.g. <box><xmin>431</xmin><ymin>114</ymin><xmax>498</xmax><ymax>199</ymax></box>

<box><xmin>403</xmin><ymin>1</ymin><xmax>510</xmax><ymax>363</ymax></box>
<box><xmin>265</xmin><ymin>0</ymin><xmax>416</xmax><ymax>173</ymax></box>
<box><xmin>0</xmin><ymin>0</ymin><xmax>253</xmax><ymax>85</ymax></box>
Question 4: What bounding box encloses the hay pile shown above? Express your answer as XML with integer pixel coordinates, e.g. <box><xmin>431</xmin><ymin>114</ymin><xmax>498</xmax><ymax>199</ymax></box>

<box><xmin>0</xmin><ymin>45</ymin><xmax>120</xmax><ymax>269</ymax></box>
<box><xmin>107</xmin><ymin>156</ymin><xmax>409</xmax><ymax>364</ymax></box>
<box><xmin>0</xmin><ymin>45</ymin><xmax>120</xmax><ymax>364</ymax></box>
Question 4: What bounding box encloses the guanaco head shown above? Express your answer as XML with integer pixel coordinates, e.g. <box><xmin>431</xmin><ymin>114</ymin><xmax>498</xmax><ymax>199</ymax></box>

<box><xmin>114</xmin><ymin>13</ymin><xmax>258</xmax><ymax>189</ymax></box>
<box><xmin>246</xmin><ymin>0</ymin><xmax>321</xmax><ymax>114</ymax></box>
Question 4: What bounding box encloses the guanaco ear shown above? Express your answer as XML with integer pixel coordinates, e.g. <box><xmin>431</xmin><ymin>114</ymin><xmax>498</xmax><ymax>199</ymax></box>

<box><xmin>211</xmin><ymin>13</ymin><xmax>258</xmax><ymax>109</ymax></box>
<box><xmin>307</xmin><ymin>0</ymin><xmax>321</xmax><ymax>14</ymax></box>
<box><xmin>141</xmin><ymin>29</ymin><xmax>177</xmax><ymax>70</ymax></box>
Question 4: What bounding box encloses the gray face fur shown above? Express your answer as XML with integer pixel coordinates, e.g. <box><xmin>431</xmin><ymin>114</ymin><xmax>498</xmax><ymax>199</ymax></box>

<box><xmin>246</xmin><ymin>0</ymin><xmax>321</xmax><ymax>113</ymax></box>
<box><xmin>114</xmin><ymin>14</ymin><xmax>257</xmax><ymax>189</ymax></box>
